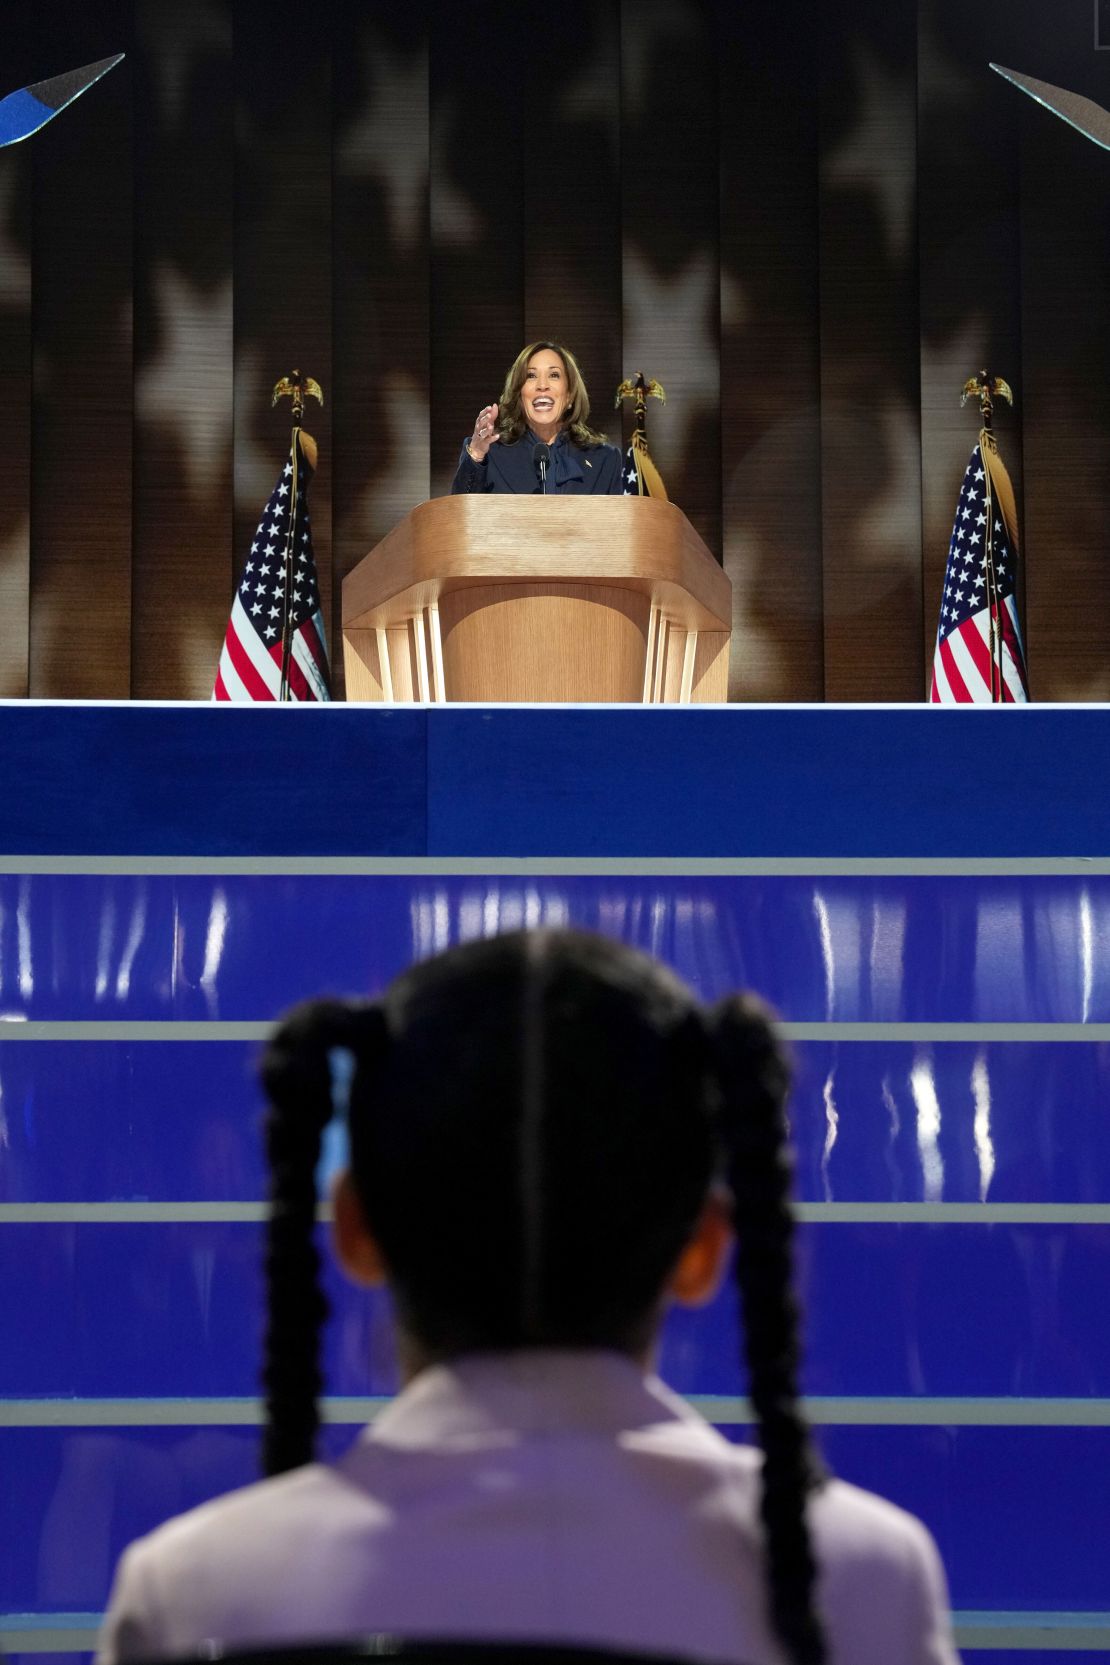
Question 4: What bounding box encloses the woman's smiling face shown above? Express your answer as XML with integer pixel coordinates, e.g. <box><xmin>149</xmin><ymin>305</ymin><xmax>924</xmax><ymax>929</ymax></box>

<box><xmin>522</xmin><ymin>349</ymin><xmax>569</xmax><ymax>437</ymax></box>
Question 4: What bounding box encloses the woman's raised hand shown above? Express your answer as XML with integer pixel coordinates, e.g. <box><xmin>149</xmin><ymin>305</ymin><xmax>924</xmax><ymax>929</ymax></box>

<box><xmin>468</xmin><ymin>403</ymin><xmax>500</xmax><ymax>462</ymax></box>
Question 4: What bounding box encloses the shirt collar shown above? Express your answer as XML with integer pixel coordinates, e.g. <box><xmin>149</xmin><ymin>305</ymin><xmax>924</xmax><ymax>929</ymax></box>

<box><xmin>356</xmin><ymin>1350</ymin><xmax>707</xmax><ymax>1452</ymax></box>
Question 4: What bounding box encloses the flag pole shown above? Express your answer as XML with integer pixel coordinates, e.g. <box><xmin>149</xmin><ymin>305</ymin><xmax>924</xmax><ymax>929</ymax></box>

<box><xmin>960</xmin><ymin>370</ymin><xmax>1014</xmax><ymax>704</ymax></box>
<box><xmin>271</xmin><ymin>371</ymin><xmax>323</xmax><ymax>703</ymax></box>
<box><xmin>615</xmin><ymin>372</ymin><xmax>668</xmax><ymax>498</ymax></box>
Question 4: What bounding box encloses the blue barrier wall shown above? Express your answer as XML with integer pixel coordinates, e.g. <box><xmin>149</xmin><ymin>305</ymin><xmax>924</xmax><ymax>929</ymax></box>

<box><xmin>1</xmin><ymin>702</ymin><xmax>1109</xmax><ymax>1663</ymax></box>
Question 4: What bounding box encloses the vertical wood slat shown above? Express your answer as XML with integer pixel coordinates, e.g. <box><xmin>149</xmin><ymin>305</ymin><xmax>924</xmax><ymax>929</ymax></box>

<box><xmin>332</xmin><ymin>4</ymin><xmax>429</xmax><ymax>701</ymax></box>
<box><xmin>621</xmin><ymin>0</ymin><xmax>721</xmax><ymax>559</ymax></box>
<box><xmin>716</xmin><ymin>0</ymin><xmax>823</xmax><ymax>700</ymax></box>
<box><xmin>428</xmin><ymin>601</ymin><xmax>446</xmax><ymax>703</ymax></box>
<box><xmin>522</xmin><ymin>0</ymin><xmax>622</xmax><ymax>438</ymax></box>
<box><xmin>131</xmin><ymin>0</ymin><xmax>234</xmax><ymax>699</ymax></box>
<box><xmin>0</xmin><ymin>119</ymin><xmax>33</xmax><ymax>696</ymax></box>
<box><xmin>641</xmin><ymin>604</ymin><xmax>659</xmax><ymax>703</ymax></box>
<box><xmin>1020</xmin><ymin>102</ymin><xmax>1110</xmax><ymax>700</ymax></box>
<box><xmin>916</xmin><ymin>0</ymin><xmax>1024</xmax><ymax>695</ymax></box>
<box><xmin>818</xmin><ymin>2</ymin><xmax>922</xmax><ymax>700</ymax></box>
<box><xmin>377</xmin><ymin>626</ymin><xmax>394</xmax><ymax>702</ymax></box>
<box><xmin>429</xmin><ymin>3</ymin><xmax>526</xmax><ymax>500</ymax></box>
<box><xmin>233</xmin><ymin>0</ymin><xmax>332</xmax><ymax>692</ymax></box>
<box><xmin>29</xmin><ymin>3</ymin><xmax>135</xmax><ymax>699</ymax></box>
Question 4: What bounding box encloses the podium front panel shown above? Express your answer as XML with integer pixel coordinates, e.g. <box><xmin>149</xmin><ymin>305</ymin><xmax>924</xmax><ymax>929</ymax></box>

<box><xmin>439</xmin><ymin>582</ymin><xmax>650</xmax><ymax>702</ymax></box>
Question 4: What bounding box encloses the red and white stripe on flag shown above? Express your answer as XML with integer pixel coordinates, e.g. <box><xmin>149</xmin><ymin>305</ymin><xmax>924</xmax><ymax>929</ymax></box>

<box><xmin>214</xmin><ymin>593</ymin><xmax>330</xmax><ymax>703</ymax></box>
<box><xmin>930</xmin><ymin>594</ymin><xmax>1029</xmax><ymax>704</ymax></box>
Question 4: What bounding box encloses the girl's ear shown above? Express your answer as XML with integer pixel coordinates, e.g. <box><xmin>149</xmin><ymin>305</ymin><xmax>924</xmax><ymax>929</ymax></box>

<box><xmin>667</xmin><ymin>1191</ymin><xmax>734</xmax><ymax>1307</ymax></box>
<box><xmin>331</xmin><ymin>1169</ymin><xmax>388</xmax><ymax>1288</ymax></box>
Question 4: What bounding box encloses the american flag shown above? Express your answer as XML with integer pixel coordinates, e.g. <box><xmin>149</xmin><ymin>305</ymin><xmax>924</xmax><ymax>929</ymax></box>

<box><xmin>929</xmin><ymin>442</ymin><xmax>1028</xmax><ymax>704</ymax></box>
<box><xmin>214</xmin><ymin>437</ymin><xmax>330</xmax><ymax>702</ymax></box>
<box><xmin>621</xmin><ymin>438</ymin><xmax>667</xmax><ymax>498</ymax></box>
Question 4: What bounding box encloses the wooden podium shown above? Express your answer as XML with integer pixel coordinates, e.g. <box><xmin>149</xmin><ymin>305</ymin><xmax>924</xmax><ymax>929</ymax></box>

<box><xmin>341</xmin><ymin>496</ymin><xmax>731</xmax><ymax>703</ymax></box>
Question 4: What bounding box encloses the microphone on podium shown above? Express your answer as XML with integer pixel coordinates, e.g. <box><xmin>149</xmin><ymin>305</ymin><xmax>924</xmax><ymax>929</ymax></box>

<box><xmin>533</xmin><ymin>443</ymin><xmax>551</xmax><ymax>494</ymax></box>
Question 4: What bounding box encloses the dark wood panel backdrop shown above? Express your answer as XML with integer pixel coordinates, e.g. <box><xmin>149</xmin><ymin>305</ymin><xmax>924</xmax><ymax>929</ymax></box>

<box><xmin>2</xmin><ymin>0</ymin><xmax>1107</xmax><ymax>700</ymax></box>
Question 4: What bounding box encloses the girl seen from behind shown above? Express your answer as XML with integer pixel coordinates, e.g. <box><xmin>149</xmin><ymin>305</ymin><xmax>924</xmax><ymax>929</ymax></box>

<box><xmin>99</xmin><ymin>928</ymin><xmax>957</xmax><ymax>1665</ymax></box>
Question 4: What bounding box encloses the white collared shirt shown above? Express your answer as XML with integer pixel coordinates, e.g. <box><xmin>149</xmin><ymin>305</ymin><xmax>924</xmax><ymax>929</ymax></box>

<box><xmin>98</xmin><ymin>1352</ymin><xmax>957</xmax><ymax>1665</ymax></box>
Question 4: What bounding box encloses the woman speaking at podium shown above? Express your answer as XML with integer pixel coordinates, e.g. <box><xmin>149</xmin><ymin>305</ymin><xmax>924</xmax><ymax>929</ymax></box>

<box><xmin>452</xmin><ymin>341</ymin><xmax>624</xmax><ymax>494</ymax></box>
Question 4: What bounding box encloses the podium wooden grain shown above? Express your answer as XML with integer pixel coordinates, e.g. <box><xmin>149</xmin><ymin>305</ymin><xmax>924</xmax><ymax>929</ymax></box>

<box><xmin>341</xmin><ymin>496</ymin><xmax>732</xmax><ymax>703</ymax></box>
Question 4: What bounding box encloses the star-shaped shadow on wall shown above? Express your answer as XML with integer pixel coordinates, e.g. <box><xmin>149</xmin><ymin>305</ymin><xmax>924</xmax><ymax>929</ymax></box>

<box><xmin>621</xmin><ymin>244</ymin><xmax>725</xmax><ymax>470</ymax></box>
<box><xmin>824</xmin><ymin>46</ymin><xmax>917</xmax><ymax>260</ymax></box>
<box><xmin>337</xmin><ymin>35</ymin><xmax>429</xmax><ymax>252</ymax></box>
<box><xmin>136</xmin><ymin>266</ymin><xmax>233</xmax><ymax>499</ymax></box>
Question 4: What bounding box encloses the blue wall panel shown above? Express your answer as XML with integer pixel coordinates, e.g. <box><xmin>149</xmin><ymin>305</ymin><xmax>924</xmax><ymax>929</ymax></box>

<box><xmin>0</xmin><ymin>1044</ymin><xmax>268</xmax><ymax>1204</ymax></box>
<box><xmin>0</xmin><ymin>702</ymin><xmax>1108</xmax><ymax>859</ymax></box>
<box><xmin>811</xmin><ymin>1427</ymin><xmax>1110</xmax><ymax>1612</ymax></box>
<box><xmin>6</xmin><ymin>1222</ymin><xmax>1110</xmax><ymax>1401</ymax></box>
<box><xmin>0</xmin><ymin>706</ymin><xmax>427</xmax><ymax>856</ymax></box>
<box><xmin>424</xmin><ymin>707</ymin><xmax>1110</xmax><ymax>857</ymax></box>
<box><xmin>4</xmin><ymin>871</ymin><xmax>1110</xmax><ymax>1024</ymax></box>
<box><xmin>0</xmin><ymin>1425</ymin><xmax>358</xmax><ymax>1612</ymax></box>
<box><xmin>2</xmin><ymin>705</ymin><xmax>1110</xmax><ymax>1655</ymax></box>
<box><xmin>4</xmin><ymin>1037</ymin><xmax>1110</xmax><ymax>1208</ymax></box>
<box><xmin>791</xmin><ymin>1041</ymin><xmax>1110</xmax><ymax>1204</ymax></box>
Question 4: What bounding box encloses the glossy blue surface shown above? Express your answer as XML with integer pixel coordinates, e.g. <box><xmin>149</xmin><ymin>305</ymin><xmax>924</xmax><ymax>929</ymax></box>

<box><xmin>4</xmin><ymin>871</ymin><xmax>1110</xmax><ymax>1024</ymax></box>
<box><xmin>0</xmin><ymin>1044</ymin><xmax>269</xmax><ymax>1204</ymax></box>
<box><xmin>809</xmin><ymin>1426</ymin><xmax>1110</xmax><ymax>1610</ymax></box>
<box><xmin>4</xmin><ymin>1221</ymin><xmax>1110</xmax><ymax>1399</ymax></box>
<box><xmin>4</xmin><ymin>1038</ymin><xmax>1109</xmax><ymax>1206</ymax></box>
<box><xmin>7</xmin><ymin>1655</ymin><xmax>95</xmax><ymax>1665</ymax></box>
<box><xmin>0</xmin><ymin>1424</ymin><xmax>353</xmax><ymax>1611</ymax></box>
<box><xmin>424</xmin><ymin>706</ymin><xmax>1110</xmax><ymax>856</ymax></box>
<box><xmin>790</xmin><ymin>1041</ymin><xmax>1110</xmax><ymax>1203</ymax></box>
<box><xmin>4</xmin><ymin>1424</ymin><xmax>1109</xmax><ymax>1613</ymax></box>
<box><xmin>0</xmin><ymin>706</ymin><xmax>427</xmax><ymax>856</ymax></box>
<box><xmin>0</xmin><ymin>1226</ymin><xmax>395</xmax><ymax>1398</ymax></box>
<box><xmin>958</xmin><ymin>1656</ymin><xmax>1110</xmax><ymax>1664</ymax></box>
<box><xmin>0</xmin><ymin>703</ymin><xmax>1108</xmax><ymax>857</ymax></box>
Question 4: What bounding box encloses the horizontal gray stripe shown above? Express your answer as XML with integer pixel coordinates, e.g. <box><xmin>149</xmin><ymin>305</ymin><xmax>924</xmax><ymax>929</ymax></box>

<box><xmin>0</xmin><ymin>855</ymin><xmax>1109</xmax><ymax>876</ymax></box>
<box><xmin>795</xmin><ymin>1203</ymin><xmax>1110</xmax><ymax>1224</ymax></box>
<box><xmin>5</xmin><ymin>1614</ymin><xmax>1110</xmax><ymax>1654</ymax></box>
<box><xmin>3</xmin><ymin>1019</ymin><xmax>1110</xmax><ymax>1042</ymax></box>
<box><xmin>0</xmin><ymin>1202</ymin><xmax>274</xmax><ymax>1223</ymax></box>
<box><xmin>0</xmin><ymin>1626</ymin><xmax>101</xmax><ymax>1652</ymax></box>
<box><xmin>3</xmin><ymin>1396</ymin><xmax>1109</xmax><ymax>1428</ymax></box>
<box><xmin>784</xmin><ymin>1022</ymin><xmax>1110</xmax><ymax>1042</ymax></box>
<box><xmin>954</xmin><ymin>1618</ymin><xmax>1110</xmax><ymax>1650</ymax></box>
<box><xmin>0</xmin><ymin>1397</ymin><xmax>391</xmax><ymax>1426</ymax></box>
<box><xmin>6</xmin><ymin>1201</ymin><xmax>1110</xmax><ymax>1226</ymax></box>
<box><xmin>0</xmin><ymin>1021</ymin><xmax>271</xmax><ymax>1040</ymax></box>
<box><xmin>698</xmin><ymin>1397</ymin><xmax>1110</xmax><ymax>1426</ymax></box>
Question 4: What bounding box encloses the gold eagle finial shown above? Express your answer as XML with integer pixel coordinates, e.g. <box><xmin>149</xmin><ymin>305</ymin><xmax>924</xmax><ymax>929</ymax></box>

<box><xmin>961</xmin><ymin>371</ymin><xmax>1013</xmax><ymax>430</ymax></box>
<box><xmin>272</xmin><ymin>370</ymin><xmax>324</xmax><ymax>423</ymax></box>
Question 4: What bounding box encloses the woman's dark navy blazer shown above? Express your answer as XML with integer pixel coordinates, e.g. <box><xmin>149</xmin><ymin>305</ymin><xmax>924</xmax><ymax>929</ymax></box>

<box><xmin>451</xmin><ymin>430</ymin><xmax>624</xmax><ymax>495</ymax></box>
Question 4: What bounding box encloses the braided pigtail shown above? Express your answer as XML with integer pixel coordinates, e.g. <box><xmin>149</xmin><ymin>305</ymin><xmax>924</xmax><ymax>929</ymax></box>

<box><xmin>707</xmin><ymin>995</ymin><xmax>827</xmax><ymax>1665</ymax></box>
<box><xmin>259</xmin><ymin>997</ymin><xmax>383</xmax><ymax>1478</ymax></box>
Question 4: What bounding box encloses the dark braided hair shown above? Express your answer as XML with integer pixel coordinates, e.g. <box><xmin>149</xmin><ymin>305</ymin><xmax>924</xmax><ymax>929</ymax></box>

<box><xmin>260</xmin><ymin>997</ymin><xmax>386</xmax><ymax>1477</ymax></box>
<box><xmin>708</xmin><ymin>997</ymin><xmax>827</xmax><ymax>1665</ymax></box>
<box><xmin>258</xmin><ymin>930</ymin><xmax>826</xmax><ymax>1665</ymax></box>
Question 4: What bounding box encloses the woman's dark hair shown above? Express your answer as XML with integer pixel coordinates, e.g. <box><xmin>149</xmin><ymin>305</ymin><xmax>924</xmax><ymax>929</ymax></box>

<box><xmin>261</xmin><ymin>928</ymin><xmax>826</xmax><ymax>1665</ymax></box>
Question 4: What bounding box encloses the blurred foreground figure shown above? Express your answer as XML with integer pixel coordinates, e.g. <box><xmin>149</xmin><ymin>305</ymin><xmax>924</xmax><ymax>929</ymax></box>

<box><xmin>99</xmin><ymin>929</ymin><xmax>957</xmax><ymax>1665</ymax></box>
